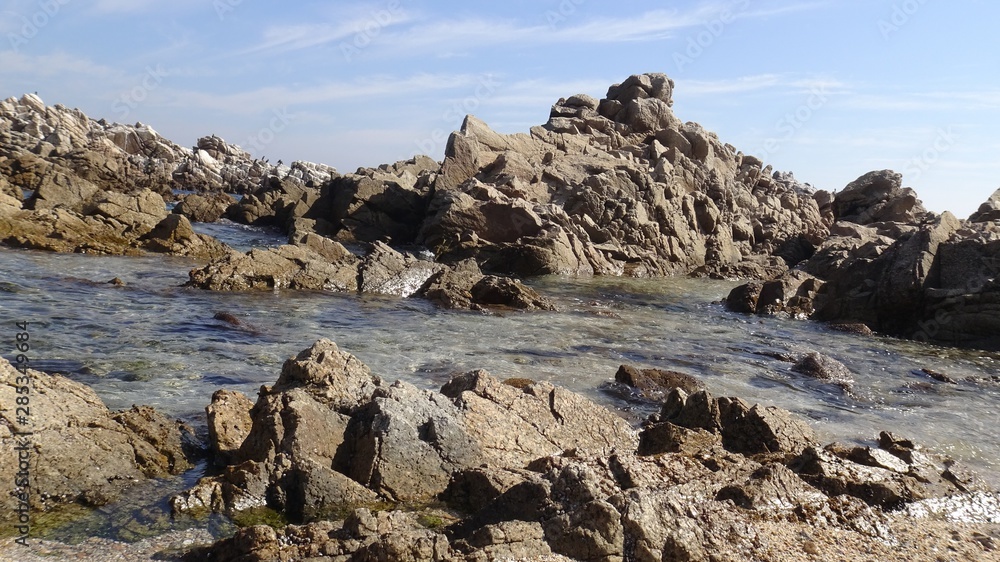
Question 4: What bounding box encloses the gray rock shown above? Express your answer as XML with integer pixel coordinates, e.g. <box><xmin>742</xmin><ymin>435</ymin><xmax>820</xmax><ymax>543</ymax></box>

<box><xmin>0</xmin><ymin>358</ymin><xmax>200</xmax><ymax>513</ymax></box>
<box><xmin>206</xmin><ymin>389</ymin><xmax>254</xmax><ymax>466</ymax></box>
<box><xmin>173</xmin><ymin>192</ymin><xmax>237</xmax><ymax>222</ymax></box>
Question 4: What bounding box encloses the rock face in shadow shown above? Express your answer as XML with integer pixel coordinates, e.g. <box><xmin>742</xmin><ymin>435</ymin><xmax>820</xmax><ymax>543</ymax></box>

<box><xmin>176</xmin><ymin>340</ymin><xmax>988</xmax><ymax>562</ymax></box>
<box><xmin>726</xmin><ymin>170</ymin><xmax>1000</xmax><ymax>351</ymax></box>
<box><xmin>0</xmin><ymin>357</ymin><xmax>201</xmax><ymax>515</ymax></box>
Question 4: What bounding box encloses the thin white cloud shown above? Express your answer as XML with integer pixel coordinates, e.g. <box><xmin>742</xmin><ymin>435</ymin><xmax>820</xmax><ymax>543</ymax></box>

<box><xmin>0</xmin><ymin>51</ymin><xmax>118</xmax><ymax>78</ymax></box>
<box><xmin>163</xmin><ymin>73</ymin><xmax>497</xmax><ymax>114</ymax></box>
<box><xmin>238</xmin><ymin>3</ymin><xmax>829</xmax><ymax>59</ymax></box>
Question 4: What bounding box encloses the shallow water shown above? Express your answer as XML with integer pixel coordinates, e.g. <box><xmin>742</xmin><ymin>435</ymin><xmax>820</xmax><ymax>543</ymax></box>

<box><xmin>2</xmin><ymin>223</ymin><xmax>999</xmax><ymax>539</ymax></box>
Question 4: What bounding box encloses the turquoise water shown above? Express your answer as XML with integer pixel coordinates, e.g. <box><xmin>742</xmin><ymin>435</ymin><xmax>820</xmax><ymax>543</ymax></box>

<box><xmin>2</xmin><ymin>222</ymin><xmax>999</xmax><ymax>540</ymax></box>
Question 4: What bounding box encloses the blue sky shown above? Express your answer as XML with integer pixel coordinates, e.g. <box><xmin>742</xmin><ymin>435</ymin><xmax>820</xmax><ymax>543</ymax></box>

<box><xmin>2</xmin><ymin>0</ymin><xmax>998</xmax><ymax>216</ymax></box>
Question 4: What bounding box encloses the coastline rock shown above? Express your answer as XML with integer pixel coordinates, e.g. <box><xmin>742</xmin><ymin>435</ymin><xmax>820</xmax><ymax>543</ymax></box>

<box><xmin>186</xmin><ymin>243</ymin><xmax>361</xmax><ymax>292</ymax></box>
<box><xmin>206</xmin><ymin>389</ymin><xmax>255</xmax><ymax>466</ymax></box>
<box><xmin>0</xmin><ymin>357</ymin><xmax>200</xmax><ymax>515</ymax></box>
<box><xmin>833</xmin><ymin>170</ymin><xmax>929</xmax><ymax>225</ymax></box>
<box><xmin>614</xmin><ymin>364</ymin><xmax>704</xmax><ymax>399</ymax></box>
<box><xmin>178</xmin><ymin>341</ymin><xmax>988</xmax><ymax>561</ymax></box>
<box><xmin>140</xmin><ymin>213</ymin><xmax>231</xmax><ymax>259</ymax></box>
<box><xmin>173</xmin><ymin>192</ymin><xmax>237</xmax><ymax>222</ymax></box>
<box><xmin>791</xmin><ymin>352</ymin><xmax>856</xmax><ymax>388</ymax></box>
<box><xmin>969</xmin><ymin>187</ymin><xmax>1000</xmax><ymax>223</ymax></box>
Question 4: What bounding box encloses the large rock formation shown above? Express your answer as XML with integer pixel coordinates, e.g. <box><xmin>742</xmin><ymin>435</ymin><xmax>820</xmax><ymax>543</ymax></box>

<box><xmin>727</xmin><ymin>171</ymin><xmax>1000</xmax><ymax>350</ymax></box>
<box><xmin>0</xmin><ymin>186</ymin><xmax>229</xmax><ymax>259</ymax></box>
<box><xmin>0</xmin><ymin>357</ymin><xmax>201</xmax><ymax>516</ymax></box>
<box><xmin>176</xmin><ymin>340</ymin><xmax>992</xmax><ymax>562</ymax></box>
<box><xmin>418</xmin><ymin>74</ymin><xmax>830</xmax><ymax>278</ymax></box>
<box><xmin>222</xmin><ymin>74</ymin><xmax>831</xmax><ymax>280</ymax></box>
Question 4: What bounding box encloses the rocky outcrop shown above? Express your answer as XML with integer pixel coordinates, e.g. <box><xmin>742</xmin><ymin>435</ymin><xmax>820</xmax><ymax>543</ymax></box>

<box><xmin>415</xmin><ymin>73</ymin><xmax>830</xmax><ymax>278</ymax></box>
<box><xmin>969</xmin><ymin>187</ymin><xmax>1000</xmax><ymax>223</ymax></box>
<box><xmin>173</xmin><ymin>192</ymin><xmax>237</xmax><ymax>222</ymax></box>
<box><xmin>175</xmin><ymin>340</ymin><xmax>988</xmax><ymax>561</ymax></box>
<box><xmin>0</xmin><ymin>186</ymin><xmax>230</xmax><ymax>258</ymax></box>
<box><xmin>0</xmin><ymin>357</ymin><xmax>201</xmax><ymax>515</ymax></box>
<box><xmin>0</xmin><ymin>94</ymin><xmax>335</xmax><ymax>198</ymax></box>
<box><xmin>188</xmin><ymin>236</ymin><xmax>556</xmax><ymax>311</ymax></box>
<box><xmin>726</xmin><ymin>170</ymin><xmax>1000</xmax><ymax>351</ymax></box>
<box><xmin>833</xmin><ymin>170</ymin><xmax>929</xmax><ymax>225</ymax></box>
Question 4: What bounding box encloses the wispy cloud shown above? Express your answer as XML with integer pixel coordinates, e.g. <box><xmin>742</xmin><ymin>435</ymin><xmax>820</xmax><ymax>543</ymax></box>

<box><xmin>237</xmin><ymin>3</ymin><xmax>828</xmax><ymax>59</ymax></box>
<box><xmin>163</xmin><ymin>73</ymin><xmax>496</xmax><ymax>114</ymax></box>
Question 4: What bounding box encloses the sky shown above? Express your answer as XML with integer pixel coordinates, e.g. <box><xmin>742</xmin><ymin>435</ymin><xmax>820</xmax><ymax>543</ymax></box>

<box><xmin>2</xmin><ymin>0</ymin><xmax>999</xmax><ymax>217</ymax></box>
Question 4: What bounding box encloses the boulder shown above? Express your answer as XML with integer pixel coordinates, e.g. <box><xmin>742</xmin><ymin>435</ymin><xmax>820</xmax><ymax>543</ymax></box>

<box><xmin>173</xmin><ymin>192</ymin><xmax>237</xmax><ymax>222</ymax></box>
<box><xmin>173</xmin><ymin>340</ymin><xmax>383</xmax><ymax>521</ymax></box>
<box><xmin>0</xmin><ymin>358</ymin><xmax>200</xmax><ymax>514</ymax></box>
<box><xmin>358</xmin><ymin>241</ymin><xmax>443</xmax><ymax>297</ymax></box>
<box><xmin>791</xmin><ymin>352</ymin><xmax>856</xmax><ymax>389</ymax></box>
<box><xmin>186</xmin><ymin>243</ymin><xmax>361</xmax><ymax>292</ymax></box>
<box><xmin>969</xmin><ymin>187</ymin><xmax>1000</xmax><ymax>223</ymax></box>
<box><xmin>140</xmin><ymin>213</ymin><xmax>230</xmax><ymax>259</ymax></box>
<box><xmin>206</xmin><ymin>389</ymin><xmax>254</xmax><ymax>466</ymax></box>
<box><xmin>83</xmin><ymin>188</ymin><xmax>168</xmax><ymax>231</ymax></box>
<box><xmin>833</xmin><ymin>170</ymin><xmax>928</xmax><ymax>225</ymax></box>
<box><xmin>614</xmin><ymin>364</ymin><xmax>704</xmax><ymax>399</ymax></box>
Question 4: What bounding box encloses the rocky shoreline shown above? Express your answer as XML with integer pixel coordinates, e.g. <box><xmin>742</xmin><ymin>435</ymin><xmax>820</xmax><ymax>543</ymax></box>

<box><xmin>2</xmin><ymin>72</ymin><xmax>1000</xmax><ymax>560</ymax></box>
<box><xmin>2</xmin><ymin>341</ymin><xmax>999</xmax><ymax>561</ymax></box>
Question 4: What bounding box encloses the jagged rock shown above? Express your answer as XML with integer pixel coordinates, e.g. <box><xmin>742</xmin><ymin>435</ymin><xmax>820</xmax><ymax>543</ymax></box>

<box><xmin>441</xmin><ymin>370</ymin><xmax>639</xmax><ymax>469</ymax></box>
<box><xmin>0</xmin><ymin>358</ymin><xmax>200</xmax><ymax>513</ymax></box>
<box><xmin>173</xmin><ymin>340</ymin><xmax>383</xmax><ymax>520</ymax></box>
<box><xmin>469</xmin><ymin>275</ymin><xmax>555</xmax><ymax>310</ymax></box>
<box><xmin>418</xmin><ymin>74</ymin><xmax>829</xmax><ymax>279</ymax></box>
<box><xmin>183</xmin><ymin>510</ymin><xmax>455</xmax><ymax>562</ymax></box>
<box><xmin>661</xmin><ymin>389</ymin><xmax>815</xmax><ymax>456</ymax></box>
<box><xmin>206</xmin><ymin>389</ymin><xmax>254</xmax><ymax>466</ymax></box>
<box><xmin>82</xmin><ymin>188</ymin><xmax>168</xmax><ymax>231</ymax></box>
<box><xmin>614</xmin><ymin>364</ymin><xmax>704</xmax><ymax>399</ymax></box>
<box><xmin>834</xmin><ymin>170</ymin><xmax>928</xmax><ymax>225</ymax></box>
<box><xmin>724</xmin><ymin>269</ymin><xmax>823</xmax><ymax>317</ymax></box>
<box><xmin>358</xmin><ymin>241</ymin><xmax>443</xmax><ymax>297</ymax></box>
<box><xmin>969</xmin><ymin>187</ymin><xmax>1000</xmax><ymax>223</ymax></box>
<box><xmin>173</xmin><ymin>192</ymin><xmax>237</xmax><ymax>222</ymax></box>
<box><xmin>336</xmin><ymin>380</ymin><xmax>484</xmax><ymax>502</ymax></box>
<box><xmin>140</xmin><ymin>213</ymin><xmax>230</xmax><ymax>259</ymax></box>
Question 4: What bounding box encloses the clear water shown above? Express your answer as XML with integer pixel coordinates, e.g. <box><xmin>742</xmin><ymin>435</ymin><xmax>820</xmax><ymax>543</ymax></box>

<box><xmin>2</xmin><ymin>222</ymin><xmax>999</xmax><ymax>540</ymax></box>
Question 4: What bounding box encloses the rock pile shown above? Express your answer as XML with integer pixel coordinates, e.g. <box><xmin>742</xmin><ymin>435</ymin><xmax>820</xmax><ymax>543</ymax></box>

<box><xmin>167</xmin><ymin>339</ymin><xmax>990</xmax><ymax>562</ymax></box>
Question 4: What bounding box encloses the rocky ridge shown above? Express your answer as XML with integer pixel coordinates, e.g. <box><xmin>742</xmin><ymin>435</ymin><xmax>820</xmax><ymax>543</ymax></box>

<box><xmin>0</xmin><ymin>93</ymin><xmax>336</xmax><ymax>198</ymax></box>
